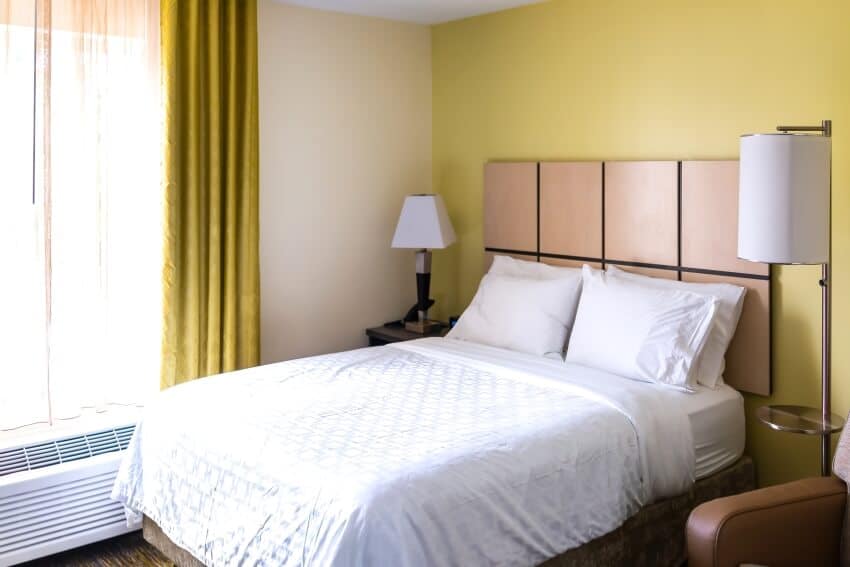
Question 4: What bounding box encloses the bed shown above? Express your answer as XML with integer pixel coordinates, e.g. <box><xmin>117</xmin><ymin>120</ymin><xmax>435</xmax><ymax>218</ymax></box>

<box><xmin>113</xmin><ymin>159</ymin><xmax>767</xmax><ymax>565</ymax></box>
<box><xmin>113</xmin><ymin>338</ymin><xmax>750</xmax><ymax>566</ymax></box>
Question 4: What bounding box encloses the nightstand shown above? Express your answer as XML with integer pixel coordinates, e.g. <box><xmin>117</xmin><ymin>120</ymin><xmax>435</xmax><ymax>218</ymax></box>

<box><xmin>365</xmin><ymin>322</ymin><xmax>449</xmax><ymax>346</ymax></box>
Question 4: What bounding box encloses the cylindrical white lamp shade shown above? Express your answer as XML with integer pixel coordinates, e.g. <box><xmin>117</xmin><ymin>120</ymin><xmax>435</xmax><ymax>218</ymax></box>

<box><xmin>738</xmin><ymin>133</ymin><xmax>831</xmax><ymax>264</ymax></box>
<box><xmin>391</xmin><ymin>194</ymin><xmax>456</xmax><ymax>249</ymax></box>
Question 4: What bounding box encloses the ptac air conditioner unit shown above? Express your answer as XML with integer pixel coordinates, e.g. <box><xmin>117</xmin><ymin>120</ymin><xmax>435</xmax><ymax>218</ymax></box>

<box><xmin>0</xmin><ymin>424</ymin><xmax>139</xmax><ymax>566</ymax></box>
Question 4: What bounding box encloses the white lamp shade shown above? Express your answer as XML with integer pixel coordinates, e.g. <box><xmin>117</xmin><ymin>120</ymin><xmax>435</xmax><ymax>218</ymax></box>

<box><xmin>391</xmin><ymin>194</ymin><xmax>456</xmax><ymax>249</ymax></box>
<box><xmin>738</xmin><ymin>133</ymin><xmax>830</xmax><ymax>264</ymax></box>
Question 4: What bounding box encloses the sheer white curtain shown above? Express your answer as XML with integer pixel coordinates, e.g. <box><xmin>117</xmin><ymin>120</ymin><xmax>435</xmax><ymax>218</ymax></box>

<box><xmin>0</xmin><ymin>0</ymin><xmax>162</xmax><ymax>431</ymax></box>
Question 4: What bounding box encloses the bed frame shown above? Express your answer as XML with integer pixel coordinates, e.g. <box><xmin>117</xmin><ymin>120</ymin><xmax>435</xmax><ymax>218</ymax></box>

<box><xmin>143</xmin><ymin>159</ymin><xmax>765</xmax><ymax>566</ymax></box>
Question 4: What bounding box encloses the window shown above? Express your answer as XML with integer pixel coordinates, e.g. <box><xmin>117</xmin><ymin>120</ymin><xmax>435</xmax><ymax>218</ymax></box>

<box><xmin>0</xmin><ymin>0</ymin><xmax>161</xmax><ymax>431</ymax></box>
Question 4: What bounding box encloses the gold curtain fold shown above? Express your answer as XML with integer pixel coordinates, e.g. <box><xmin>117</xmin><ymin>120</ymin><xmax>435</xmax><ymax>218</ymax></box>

<box><xmin>160</xmin><ymin>0</ymin><xmax>260</xmax><ymax>389</ymax></box>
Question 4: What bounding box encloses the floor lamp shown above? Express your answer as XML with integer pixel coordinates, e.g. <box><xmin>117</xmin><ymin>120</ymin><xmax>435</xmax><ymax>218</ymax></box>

<box><xmin>738</xmin><ymin>119</ymin><xmax>843</xmax><ymax>476</ymax></box>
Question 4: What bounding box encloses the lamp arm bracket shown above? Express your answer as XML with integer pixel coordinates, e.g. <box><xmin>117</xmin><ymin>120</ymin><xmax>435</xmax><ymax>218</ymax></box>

<box><xmin>820</xmin><ymin>262</ymin><xmax>830</xmax><ymax>288</ymax></box>
<box><xmin>776</xmin><ymin>119</ymin><xmax>831</xmax><ymax>137</ymax></box>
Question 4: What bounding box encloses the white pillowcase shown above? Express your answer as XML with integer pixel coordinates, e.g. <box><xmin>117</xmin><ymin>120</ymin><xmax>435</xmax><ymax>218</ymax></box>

<box><xmin>565</xmin><ymin>265</ymin><xmax>718</xmax><ymax>391</ymax></box>
<box><xmin>447</xmin><ymin>272</ymin><xmax>583</xmax><ymax>357</ymax></box>
<box><xmin>606</xmin><ymin>265</ymin><xmax>747</xmax><ymax>389</ymax></box>
<box><xmin>488</xmin><ymin>255</ymin><xmax>585</xmax><ymax>345</ymax></box>
<box><xmin>489</xmin><ymin>254</ymin><xmax>581</xmax><ymax>281</ymax></box>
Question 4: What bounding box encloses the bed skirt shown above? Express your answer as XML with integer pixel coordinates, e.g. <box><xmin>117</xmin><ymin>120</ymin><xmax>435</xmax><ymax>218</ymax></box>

<box><xmin>143</xmin><ymin>455</ymin><xmax>755</xmax><ymax>567</ymax></box>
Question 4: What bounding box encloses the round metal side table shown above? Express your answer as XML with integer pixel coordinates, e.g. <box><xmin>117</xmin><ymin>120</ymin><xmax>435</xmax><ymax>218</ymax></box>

<box><xmin>758</xmin><ymin>405</ymin><xmax>845</xmax><ymax>475</ymax></box>
<box><xmin>758</xmin><ymin>405</ymin><xmax>845</xmax><ymax>435</ymax></box>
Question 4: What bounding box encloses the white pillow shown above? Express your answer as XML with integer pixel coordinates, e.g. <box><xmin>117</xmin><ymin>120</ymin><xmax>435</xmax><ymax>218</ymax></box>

<box><xmin>606</xmin><ymin>265</ymin><xmax>746</xmax><ymax>389</ymax></box>
<box><xmin>489</xmin><ymin>254</ymin><xmax>581</xmax><ymax>281</ymax></box>
<box><xmin>565</xmin><ymin>266</ymin><xmax>718</xmax><ymax>391</ymax></box>
<box><xmin>487</xmin><ymin>255</ymin><xmax>585</xmax><ymax>346</ymax></box>
<box><xmin>447</xmin><ymin>273</ymin><xmax>583</xmax><ymax>357</ymax></box>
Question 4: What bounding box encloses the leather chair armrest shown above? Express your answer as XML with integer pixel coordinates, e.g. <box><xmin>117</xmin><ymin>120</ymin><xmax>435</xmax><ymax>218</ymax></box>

<box><xmin>687</xmin><ymin>475</ymin><xmax>846</xmax><ymax>567</ymax></box>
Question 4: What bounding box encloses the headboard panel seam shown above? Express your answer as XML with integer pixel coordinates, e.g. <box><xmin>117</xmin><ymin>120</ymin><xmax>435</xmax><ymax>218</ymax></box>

<box><xmin>601</xmin><ymin>162</ymin><xmax>606</xmax><ymax>270</ymax></box>
<box><xmin>536</xmin><ymin>162</ymin><xmax>541</xmax><ymax>261</ymax></box>
<box><xmin>677</xmin><ymin>161</ymin><xmax>683</xmax><ymax>281</ymax></box>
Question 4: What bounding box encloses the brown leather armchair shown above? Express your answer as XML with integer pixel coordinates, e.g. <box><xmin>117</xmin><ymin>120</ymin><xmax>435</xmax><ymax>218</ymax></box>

<box><xmin>686</xmin><ymin>475</ymin><xmax>846</xmax><ymax>567</ymax></box>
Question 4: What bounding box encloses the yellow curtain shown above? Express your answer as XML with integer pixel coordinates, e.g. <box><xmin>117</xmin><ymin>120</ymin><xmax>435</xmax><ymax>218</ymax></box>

<box><xmin>160</xmin><ymin>0</ymin><xmax>260</xmax><ymax>389</ymax></box>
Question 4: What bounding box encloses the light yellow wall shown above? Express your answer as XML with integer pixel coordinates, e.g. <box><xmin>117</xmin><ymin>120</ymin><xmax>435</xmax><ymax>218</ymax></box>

<box><xmin>258</xmin><ymin>1</ymin><xmax>431</xmax><ymax>362</ymax></box>
<box><xmin>432</xmin><ymin>0</ymin><xmax>850</xmax><ymax>486</ymax></box>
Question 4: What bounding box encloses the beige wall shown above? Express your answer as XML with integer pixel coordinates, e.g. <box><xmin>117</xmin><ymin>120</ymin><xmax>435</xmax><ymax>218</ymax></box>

<box><xmin>258</xmin><ymin>1</ymin><xmax>432</xmax><ymax>363</ymax></box>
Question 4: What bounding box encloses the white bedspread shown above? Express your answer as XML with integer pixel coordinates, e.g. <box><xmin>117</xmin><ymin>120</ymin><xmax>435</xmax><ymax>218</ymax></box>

<box><xmin>112</xmin><ymin>338</ymin><xmax>694</xmax><ymax>566</ymax></box>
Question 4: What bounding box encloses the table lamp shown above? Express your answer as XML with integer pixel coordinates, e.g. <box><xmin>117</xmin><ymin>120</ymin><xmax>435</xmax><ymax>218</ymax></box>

<box><xmin>738</xmin><ymin>119</ymin><xmax>843</xmax><ymax>475</ymax></box>
<box><xmin>391</xmin><ymin>194</ymin><xmax>456</xmax><ymax>333</ymax></box>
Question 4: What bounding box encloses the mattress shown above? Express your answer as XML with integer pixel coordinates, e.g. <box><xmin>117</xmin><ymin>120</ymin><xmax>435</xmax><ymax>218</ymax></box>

<box><xmin>112</xmin><ymin>337</ymin><xmax>697</xmax><ymax>567</ymax></box>
<box><xmin>412</xmin><ymin>338</ymin><xmax>744</xmax><ymax>480</ymax></box>
<box><xmin>418</xmin><ymin>339</ymin><xmax>745</xmax><ymax>479</ymax></box>
<box><xmin>680</xmin><ymin>383</ymin><xmax>745</xmax><ymax>479</ymax></box>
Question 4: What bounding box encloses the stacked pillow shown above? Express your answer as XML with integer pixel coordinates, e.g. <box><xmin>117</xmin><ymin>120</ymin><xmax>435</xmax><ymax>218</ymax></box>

<box><xmin>603</xmin><ymin>266</ymin><xmax>746</xmax><ymax>389</ymax></box>
<box><xmin>447</xmin><ymin>256</ymin><xmax>583</xmax><ymax>357</ymax></box>
<box><xmin>447</xmin><ymin>256</ymin><xmax>747</xmax><ymax>391</ymax></box>
<box><xmin>566</xmin><ymin>266</ymin><xmax>716</xmax><ymax>391</ymax></box>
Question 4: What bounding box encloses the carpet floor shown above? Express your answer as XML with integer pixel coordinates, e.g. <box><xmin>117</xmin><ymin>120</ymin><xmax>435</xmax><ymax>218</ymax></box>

<box><xmin>18</xmin><ymin>532</ymin><xmax>173</xmax><ymax>567</ymax></box>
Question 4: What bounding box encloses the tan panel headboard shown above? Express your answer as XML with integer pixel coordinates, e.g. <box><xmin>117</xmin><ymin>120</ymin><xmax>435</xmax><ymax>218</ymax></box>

<box><xmin>483</xmin><ymin>163</ymin><xmax>537</xmax><ymax>252</ymax></box>
<box><xmin>540</xmin><ymin>162</ymin><xmax>603</xmax><ymax>259</ymax></box>
<box><xmin>483</xmin><ymin>160</ymin><xmax>771</xmax><ymax>396</ymax></box>
<box><xmin>606</xmin><ymin>161</ymin><xmax>678</xmax><ymax>266</ymax></box>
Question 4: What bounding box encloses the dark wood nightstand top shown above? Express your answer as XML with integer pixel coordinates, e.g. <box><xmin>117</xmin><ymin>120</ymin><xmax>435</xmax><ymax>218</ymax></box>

<box><xmin>365</xmin><ymin>323</ymin><xmax>449</xmax><ymax>346</ymax></box>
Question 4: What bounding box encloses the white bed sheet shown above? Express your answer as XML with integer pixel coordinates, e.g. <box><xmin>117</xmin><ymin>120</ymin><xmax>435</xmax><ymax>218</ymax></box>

<box><xmin>428</xmin><ymin>338</ymin><xmax>745</xmax><ymax>480</ymax></box>
<box><xmin>680</xmin><ymin>383</ymin><xmax>745</xmax><ymax>479</ymax></box>
<box><xmin>112</xmin><ymin>338</ymin><xmax>695</xmax><ymax>567</ymax></box>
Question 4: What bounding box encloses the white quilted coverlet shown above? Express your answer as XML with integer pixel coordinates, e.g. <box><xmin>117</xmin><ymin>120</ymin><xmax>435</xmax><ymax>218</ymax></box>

<box><xmin>112</xmin><ymin>338</ymin><xmax>694</xmax><ymax>566</ymax></box>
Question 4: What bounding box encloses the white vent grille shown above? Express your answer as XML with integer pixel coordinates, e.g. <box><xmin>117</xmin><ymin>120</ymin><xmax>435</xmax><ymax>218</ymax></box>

<box><xmin>0</xmin><ymin>470</ymin><xmax>126</xmax><ymax>557</ymax></box>
<box><xmin>0</xmin><ymin>425</ymin><xmax>135</xmax><ymax>478</ymax></box>
<box><xmin>0</xmin><ymin>423</ymin><xmax>139</xmax><ymax>565</ymax></box>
